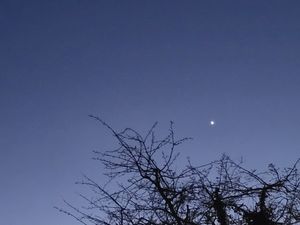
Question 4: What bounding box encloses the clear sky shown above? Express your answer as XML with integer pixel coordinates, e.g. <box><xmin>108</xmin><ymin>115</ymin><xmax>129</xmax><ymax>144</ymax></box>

<box><xmin>1</xmin><ymin>1</ymin><xmax>300</xmax><ymax>225</ymax></box>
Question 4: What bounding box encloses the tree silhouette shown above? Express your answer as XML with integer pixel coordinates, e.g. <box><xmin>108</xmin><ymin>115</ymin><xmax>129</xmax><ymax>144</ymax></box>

<box><xmin>56</xmin><ymin>117</ymin><xmax>300</xmax><ymax>225</ymax></box>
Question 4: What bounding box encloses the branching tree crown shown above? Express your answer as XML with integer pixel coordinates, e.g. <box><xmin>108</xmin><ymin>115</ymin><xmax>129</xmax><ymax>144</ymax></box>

<box><xmin>56</xmin><ymin>117</ymin><xmax>300</xmax><ymax>225</ymax></box>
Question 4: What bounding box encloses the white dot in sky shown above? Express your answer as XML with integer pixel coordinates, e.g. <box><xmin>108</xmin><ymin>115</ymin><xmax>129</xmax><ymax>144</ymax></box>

<box><xmin>210</xmin><ymin>120</ymin><xmax>215</xmax><ymax>126</ymax></box>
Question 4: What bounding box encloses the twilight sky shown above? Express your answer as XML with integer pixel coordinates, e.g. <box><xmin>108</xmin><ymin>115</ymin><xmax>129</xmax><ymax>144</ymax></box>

<box><xmin>1</xmin><ymin>1</ymin><xmax>300</xmax><ymax>225</ymax></box>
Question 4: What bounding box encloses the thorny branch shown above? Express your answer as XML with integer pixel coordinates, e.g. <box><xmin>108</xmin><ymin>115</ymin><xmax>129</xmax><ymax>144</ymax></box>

<box><xmin>57</xmin><ymin>117</ymin><xmax>300</xmax><ymax>225</ymax></box>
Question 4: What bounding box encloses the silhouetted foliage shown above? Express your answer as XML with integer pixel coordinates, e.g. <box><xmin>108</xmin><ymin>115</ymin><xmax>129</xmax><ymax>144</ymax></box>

<box><xmin>56</xmin><ymin>117</ymin><xmax>300</xmax><ymax>225</ymax></box>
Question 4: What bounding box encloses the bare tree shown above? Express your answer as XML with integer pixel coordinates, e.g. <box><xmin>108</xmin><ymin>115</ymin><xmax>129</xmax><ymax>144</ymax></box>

<box><xmin>56</xmin><ymin>117</ymin><xmax>300</xmax><ymax>225</ymax></box>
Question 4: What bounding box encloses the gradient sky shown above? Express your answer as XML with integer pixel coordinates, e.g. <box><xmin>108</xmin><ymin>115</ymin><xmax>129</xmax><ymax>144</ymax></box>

<box><xmin>1</xmin><ymin>1</ymin><xmax>300</xmax><ymax>225</ymax></box>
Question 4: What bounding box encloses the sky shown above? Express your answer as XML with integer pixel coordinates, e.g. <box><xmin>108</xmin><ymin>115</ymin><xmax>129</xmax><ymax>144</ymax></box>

<box><xmin>1</xmin><ymin>1</ymin><xmax>300</xmax><ymax>224</ymax></box>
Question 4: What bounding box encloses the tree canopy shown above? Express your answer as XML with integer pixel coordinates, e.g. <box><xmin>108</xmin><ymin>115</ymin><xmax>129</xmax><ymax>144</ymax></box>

<box><xmin>57</xmin><ymin>117</ymin><xmax>300</xmax><ymax>225</ymax></box>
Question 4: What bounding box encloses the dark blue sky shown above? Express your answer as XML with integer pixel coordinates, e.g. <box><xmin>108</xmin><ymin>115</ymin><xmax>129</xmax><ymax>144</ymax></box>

<box><xmin>1</xmin><ymin>1</ymin><xmax>300</xmax><ymax>224</ymax></box>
